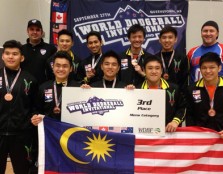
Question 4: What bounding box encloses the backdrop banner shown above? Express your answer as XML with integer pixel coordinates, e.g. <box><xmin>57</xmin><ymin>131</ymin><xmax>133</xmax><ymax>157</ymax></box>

<box><xmin>50</xmin><ymin>0</ymin><xmax>188</xmax><ymax>59</ymax></box>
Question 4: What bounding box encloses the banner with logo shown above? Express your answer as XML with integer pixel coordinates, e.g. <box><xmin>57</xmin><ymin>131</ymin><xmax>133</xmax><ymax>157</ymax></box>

<box><xmin>61</xmin><ymin>88</ymin><xmax>166</xmax><ymax>136</ymax></box>
<box><xmin>50</xmin><ymin>0</ymin><xmax>188</xmax><ymax>59</ymax></box>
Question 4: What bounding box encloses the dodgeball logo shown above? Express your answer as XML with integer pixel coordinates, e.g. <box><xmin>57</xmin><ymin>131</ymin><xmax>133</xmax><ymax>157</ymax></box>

<box><xmin>67</xmin><ymin>96</ymin><xmax>124</xmax><ymax>116</ymax></box>
<box><xmin>73</xmin><ymin>5</ymin><xmax>185</xmax><ymax>47</ymax></box>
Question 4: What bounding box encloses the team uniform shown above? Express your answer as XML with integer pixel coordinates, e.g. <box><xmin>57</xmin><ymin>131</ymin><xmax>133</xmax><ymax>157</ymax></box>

<box><xmin>21</xmin><ymin>39</ymin><xmax>57</xmax><ymax>84</ymax></box>
<box><xmin>0</xmin><ymin>67</ymin><xmax>38</xmax><ymax>174</ymax></box>
<box><xmin>138</xmin><ymin>78</ymin><xmax>186</xmax><ymax>126</ymax></box>
<box><xmin>77</xmin><ymin>54</ymin><xmax>104</xmax><ymax>84</ymax></box>
<box><xmin>155</xmin><ymin>50</ymin><xmax>189</xmax><ymax>91</ymax></box>
<box><xmin>91</xmin><ymin>79</ymin><xmax>126</xmax><ymax>88</ymax></box>
<box><xmin>119</xmin><ymin>48</ymin><xmax>152</xmax><ymax>86</ymax></box>
<box><xmin>187</xmin><ymin>42</ymin><xmax>223</xmax><ymax>83</ymax></box>
<box><xmin>45</xmin><ymin>51</ymin><xmax>81</xmax><ymax>81</ymax></box>
<box><xmin>186</xmin><ymin>77</ymin><xmax>223</xmax><ymax>131</ymax></box>
<box><xmin>36</xmin><ymin>80</ymin><xmax>79</xmax><ymax>121</ymax></box>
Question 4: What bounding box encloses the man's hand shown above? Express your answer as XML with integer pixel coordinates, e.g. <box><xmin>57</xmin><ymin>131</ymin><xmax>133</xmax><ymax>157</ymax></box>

<box><xmin>31</xmin><ymin>114</ymin><xmax>44</xmax><ymax>126</ymax></box>
<box><xmin>166</xmin><ymin>120</ymin><xmax>179</xmax><ymax>132</ymax></box>
<box><xmin>219</xmin><ymin>130</ymin><xmax>223</xmax><ymax>139</ymax></box>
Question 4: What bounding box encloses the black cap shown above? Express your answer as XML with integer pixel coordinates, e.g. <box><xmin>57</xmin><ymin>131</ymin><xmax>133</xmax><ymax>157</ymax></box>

<box><xmin>201</xmin><ymin>20</ymin><xmax>219</xmax><ymax>32</ymax></box>
<box><xmin>27</xmin><ymin>19</ymin><xmax>42</xmax><ymax>29</ymax></box>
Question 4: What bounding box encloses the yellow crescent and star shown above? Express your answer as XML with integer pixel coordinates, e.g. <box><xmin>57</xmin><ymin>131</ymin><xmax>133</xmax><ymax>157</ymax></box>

<box><xmin>60</xmin><ymin>127</ymin><xmax>115</xmax><ymax>164</ymax></box>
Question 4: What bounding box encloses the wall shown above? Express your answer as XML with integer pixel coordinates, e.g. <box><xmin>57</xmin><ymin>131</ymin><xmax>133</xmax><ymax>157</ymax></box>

<box><xmin>0</xmin><ymin>0</ymin><xmax>223</xmax><ymax>53</ymax></box>
<box><xmin>0</xmin><ymin>0</ymin><xmax>51</xmax><ymax>45</ymax></box>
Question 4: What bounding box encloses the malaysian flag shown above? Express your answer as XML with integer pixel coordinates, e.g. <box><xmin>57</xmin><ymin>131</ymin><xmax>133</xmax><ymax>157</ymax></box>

<box><xmin>38</xmin><ymin>117</ymin><xmax>223</xmax><ymax>174</ymax></box>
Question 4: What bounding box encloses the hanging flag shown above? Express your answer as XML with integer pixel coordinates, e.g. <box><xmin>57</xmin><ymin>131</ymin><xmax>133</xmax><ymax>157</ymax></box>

<box><xmin>52</xmin><ymin>12</ymin><xmax>67</xmax><ymax>24</ymax></box>
<box><xmin>52</xmin><ymin>24</ymin><xmax>67</xmax><ymax>33</ymax></box>
<box><xmin>38</xmin><ymin>117</ymin><xmax>223</xmax><ymax>174</ymax></box>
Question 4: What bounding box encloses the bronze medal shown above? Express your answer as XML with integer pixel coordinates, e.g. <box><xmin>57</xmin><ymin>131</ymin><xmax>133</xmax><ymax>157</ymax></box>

<box><xmin>53</xmin><ymin>107</ymin><xmax>61</xmax><ymax>114</ymax></box>
<box><xmin>131</xmin><ymin>59</ymin><xmax>138</xmax><ymax>66</ymax></box>
<box><xmin>4</xmin><ymin>93</ymin><xmax>13</xmax><ymax>101</ymax></box>
<box><xmin>208</xmin><ymin>108</ymin><xmax>216</xmax><ymax>117</ymax></box>
<box><xmin>163</xmin><ymin>73</ymin><xmax>169</xmax><ymax>80</ymax></box>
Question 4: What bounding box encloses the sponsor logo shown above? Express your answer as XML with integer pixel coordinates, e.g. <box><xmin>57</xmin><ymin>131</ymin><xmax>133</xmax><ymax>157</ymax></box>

<box><xmin>67</xmin><ymin>96</ymin><xmax>124</xmax><ymax>115</ymax></box>
<box><xmin>138</xmin><ymin>127</ymin><xmax>161</xmax><ymax>134</ymax></box>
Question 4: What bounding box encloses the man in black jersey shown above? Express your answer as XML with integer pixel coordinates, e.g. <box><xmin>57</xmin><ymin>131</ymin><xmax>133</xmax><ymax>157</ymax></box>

<box><xmin>0</xmin><ymin>40</ymin><xmax>38</xmax><ymax>174</ymax></box>
<box><xmin>77</xmin><ymin>31</ymin><xmax>104</xmax><ymax>84</ymax></box>
<box><xmin>21</xmin><ymin>19</ymin><xmax>57</xmax><ymax>84</ymax></box>
<box><xmin>156</xmin><ymin>25</ymin><xmax>189</xmax><ymax>91</ymax></box>
<box><xmin>46</xmin><ymin>29</ymin><xmax>81</xmax><ymax>81</ymax></box>
<box><xmin>119</xmin><ymin>24</ymin><xmax>153</xmax><ymax>86</ymax></box>
<box><xmin>81</xmin><ymin>50</ymin><xmax>126</xmax><ymax>88</ymax></box>
<box><xmin>31</xmin><ymin>51</ymin><xmax>79</xmax><ymax>124</ymax></box>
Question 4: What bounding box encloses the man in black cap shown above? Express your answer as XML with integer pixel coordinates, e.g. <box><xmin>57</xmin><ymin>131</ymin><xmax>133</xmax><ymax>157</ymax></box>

<box><xmin>21</xmin><ymin>19</ymin><xmax>57</xmax><ymax>85</ymax></box>
<box><xmin>187</xmin><ymin>20</ymin><xmax>223</xmax><ymax>84</ymax></box>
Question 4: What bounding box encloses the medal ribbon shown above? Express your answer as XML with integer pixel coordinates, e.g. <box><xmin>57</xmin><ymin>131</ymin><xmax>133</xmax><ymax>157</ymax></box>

<box><xmin>161</xmin><ymin>50</ymin><xmax>175</xmax><ymax>73</ymax></box>
<box><xmin>4</xmin><ymin>68</ymin><xmax>21</xmax><ymax>94</ymax></box>
<box><xmin>130</xmin><ymin>49</ymin><xmax>143</xmax><ymax>63</ymax></box>
<box><xmin>103</xmin><ymin>78</ymin><xmax>116</xmax><ymax>88</ymax></box>
<box><xmin>204</xmin><ymin>82</ymin><xmax>218</xmax><ymax>110</ymax></box>
<box><xmin>92</xmin><ymin>54</ymin><xmax>102</xmax><ymax>69</ymax></box>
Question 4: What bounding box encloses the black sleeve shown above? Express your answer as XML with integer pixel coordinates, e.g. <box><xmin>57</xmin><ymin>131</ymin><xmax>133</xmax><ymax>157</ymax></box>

<box><xmin>173</xmin><ymin>85</ymin><xmax>187</xmax><ymax>123</ymax></box>
<box><xmin>185</xmin><ymin>86</ymin><xmax>196</xmax><ymax>126</ymax></box>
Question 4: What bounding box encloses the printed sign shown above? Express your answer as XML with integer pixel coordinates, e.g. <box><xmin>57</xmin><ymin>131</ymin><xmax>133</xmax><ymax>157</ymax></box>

<box><xmin>62</xmin><ymin>88</ymin><xmax>165</xmax><ymax>136</ymax></box>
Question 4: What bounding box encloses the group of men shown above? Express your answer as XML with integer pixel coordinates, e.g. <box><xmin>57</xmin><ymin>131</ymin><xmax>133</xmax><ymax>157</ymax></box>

<box><xmin>1</xmin><ymin>18</ymin><xmax>223</xmax><ymax>173</ymax></box>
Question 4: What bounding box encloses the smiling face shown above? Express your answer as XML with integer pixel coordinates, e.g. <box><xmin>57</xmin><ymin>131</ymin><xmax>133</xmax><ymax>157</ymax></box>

<box><xmin>201</xmin><ymin>26</ymin><xmax>218</xmax><ymax>46</ymax></box>
<box><xmin>144</xmin><ymin>60</ymin><xmax>162</xmax><ymax>86</ymax></box>
<box><xmin>53</xmin><ymin>57</ymin><xmax>72</xmax><ymax>82</ymax></box>
<box><xmin>27</xmin><ymin>25</ymin><xmax>43</xmax><ymax>44</ymax></box>
<box><xmin>200</xmin><ymin>61</ymin><xmax>221</xmax><ymax>85</ymax></box>
<box><xmin>87</xmin><ymin>35</ymin><xmax>102</xmax><ymax>55</ymax></box>
<box><xmin>57</xmin><ymin>34</ymin><xmax>73</xmax><ymax>52</ymax></box>
<box><xmin>129</xmin><ymin>31</ymin><xmax>145</xmax><ymax>50</ymax></box>
<box><xmin>101</xmin><ymin>56</ymin><xmax>120</xmax><ymax>81</ymax></box>
<box><xmin>2</xmin><ymin>48</ymin><xmax>24</xmax><ymax>70</ymax></box>
<box><xmin>159</xmin><ymin>32</ymin><xmax>177</xmax><ymax>52</ymax></box>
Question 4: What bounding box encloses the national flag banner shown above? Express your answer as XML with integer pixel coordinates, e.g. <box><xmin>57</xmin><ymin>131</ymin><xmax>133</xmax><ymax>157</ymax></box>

<box><xmin>52</xmin><ymin>33</ymin><xmax>58</xmax><ymax>45</ymax></box>
<box><xmin>52</xmin><ymin>12</ymin><xmax>67</xmax><ymax>24</ymax></box>
<box><xmin>52</xmin><ymin>23</ymin><xmax>67</xmax><ymax>33</ymax></box>
<box><xmin>38</xmin><ymin>117</ymin><xmax>223</xmax><ymax>174</ymax></box>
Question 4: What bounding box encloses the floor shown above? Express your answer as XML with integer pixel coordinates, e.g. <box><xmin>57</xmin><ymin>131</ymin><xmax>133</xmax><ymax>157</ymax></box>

<box><xmin>5</xmin><ymin>158</ymin><xmax>13</xmax><ymax>174</ymax></box>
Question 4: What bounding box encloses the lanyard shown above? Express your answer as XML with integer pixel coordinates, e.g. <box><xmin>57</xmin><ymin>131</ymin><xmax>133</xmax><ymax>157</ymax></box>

<box><xmin>4</xmin><ymin>67</ymin><xmax>21</xmax><ymax>93</ymax></box>
<box><xmin>92</xmin><ymin>54</ymin><xmax>102</xmax><ymax>69</ymax></box>
<box><xmin>160</xmin><ymin>50</ymin><xmax>175</xmax><ymax>73</ymax></box>
<box><xmin>103</xmin><ymin>78</ymin><xmax>116</xmax><ymax>88</ymax></box>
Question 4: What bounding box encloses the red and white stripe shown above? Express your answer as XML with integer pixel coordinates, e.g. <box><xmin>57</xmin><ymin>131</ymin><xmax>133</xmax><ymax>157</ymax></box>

<box><xmin>135</xmin><ymin>127</ymin><xmax>223</xmax><ymax>173</ymax></box>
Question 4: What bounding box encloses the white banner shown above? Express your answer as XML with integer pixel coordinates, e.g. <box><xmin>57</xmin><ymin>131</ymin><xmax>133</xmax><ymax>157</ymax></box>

<box><xmin>62</xmin><ymin>88</ymin><xmax>165</xmax><ymax>136</ymax></box>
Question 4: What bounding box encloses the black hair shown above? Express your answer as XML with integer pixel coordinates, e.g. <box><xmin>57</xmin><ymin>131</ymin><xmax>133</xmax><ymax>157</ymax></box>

<box><xmin>143</xmin><ymin>55</ymin><xmax>163</xmax><ymax>69</ymax></box>
<box><xmin>3</xmin><ymin>40</ymin><xmax>23</xmax><ymax>54</ymax></box>
<box><xmin>159</xmin><ymin>25</ymin><xmax>177</xmax><ymax>38</ymax></box>
<box><xmin>199</xmin><ymin>52</ymin><xmax>221</xmax><ymax>67</ymax></box>
<box><xmin>53</xmin><ymin>51</ymin><xmax>73</xmax><ymax>67</ymax></box>
<box><xmin>58</xmin><ymin>29</ymin><xmax>73</xmax><ymax>41</ymax></box>
<box><xmin>127</xmin><ymin>24</ymin><xmax>146</xmax><ymax>38</ymax></box>
<box><xmin>101</xmin><ymin>50</ymin><xmax>121</xmax><ymax>66</ymax></box>
<box><xmin>86</xmin><ymin>31</ymin><xmax>102</xmax><ymax>43</ymax></box>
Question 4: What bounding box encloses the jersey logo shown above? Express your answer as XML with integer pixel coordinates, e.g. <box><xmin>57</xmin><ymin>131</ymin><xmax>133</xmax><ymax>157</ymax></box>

<box><xmin>40</xmin><ymin>49</ymin><xmax>47</xmax><ymax>55</ymax></box>
<box><xmin>174</xmin><ymin>60</ymin><xmax>181</xmax><ymax>73</ymax></box>
<box><xmin>167</xmin><ymin>90</ymin><xmax>175</xmax><ymax>106</ymax></box>
<box><xmin>24</xmin><ymin>79</ymin><xmax>32</xmax><ymax>95</ymax></box>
